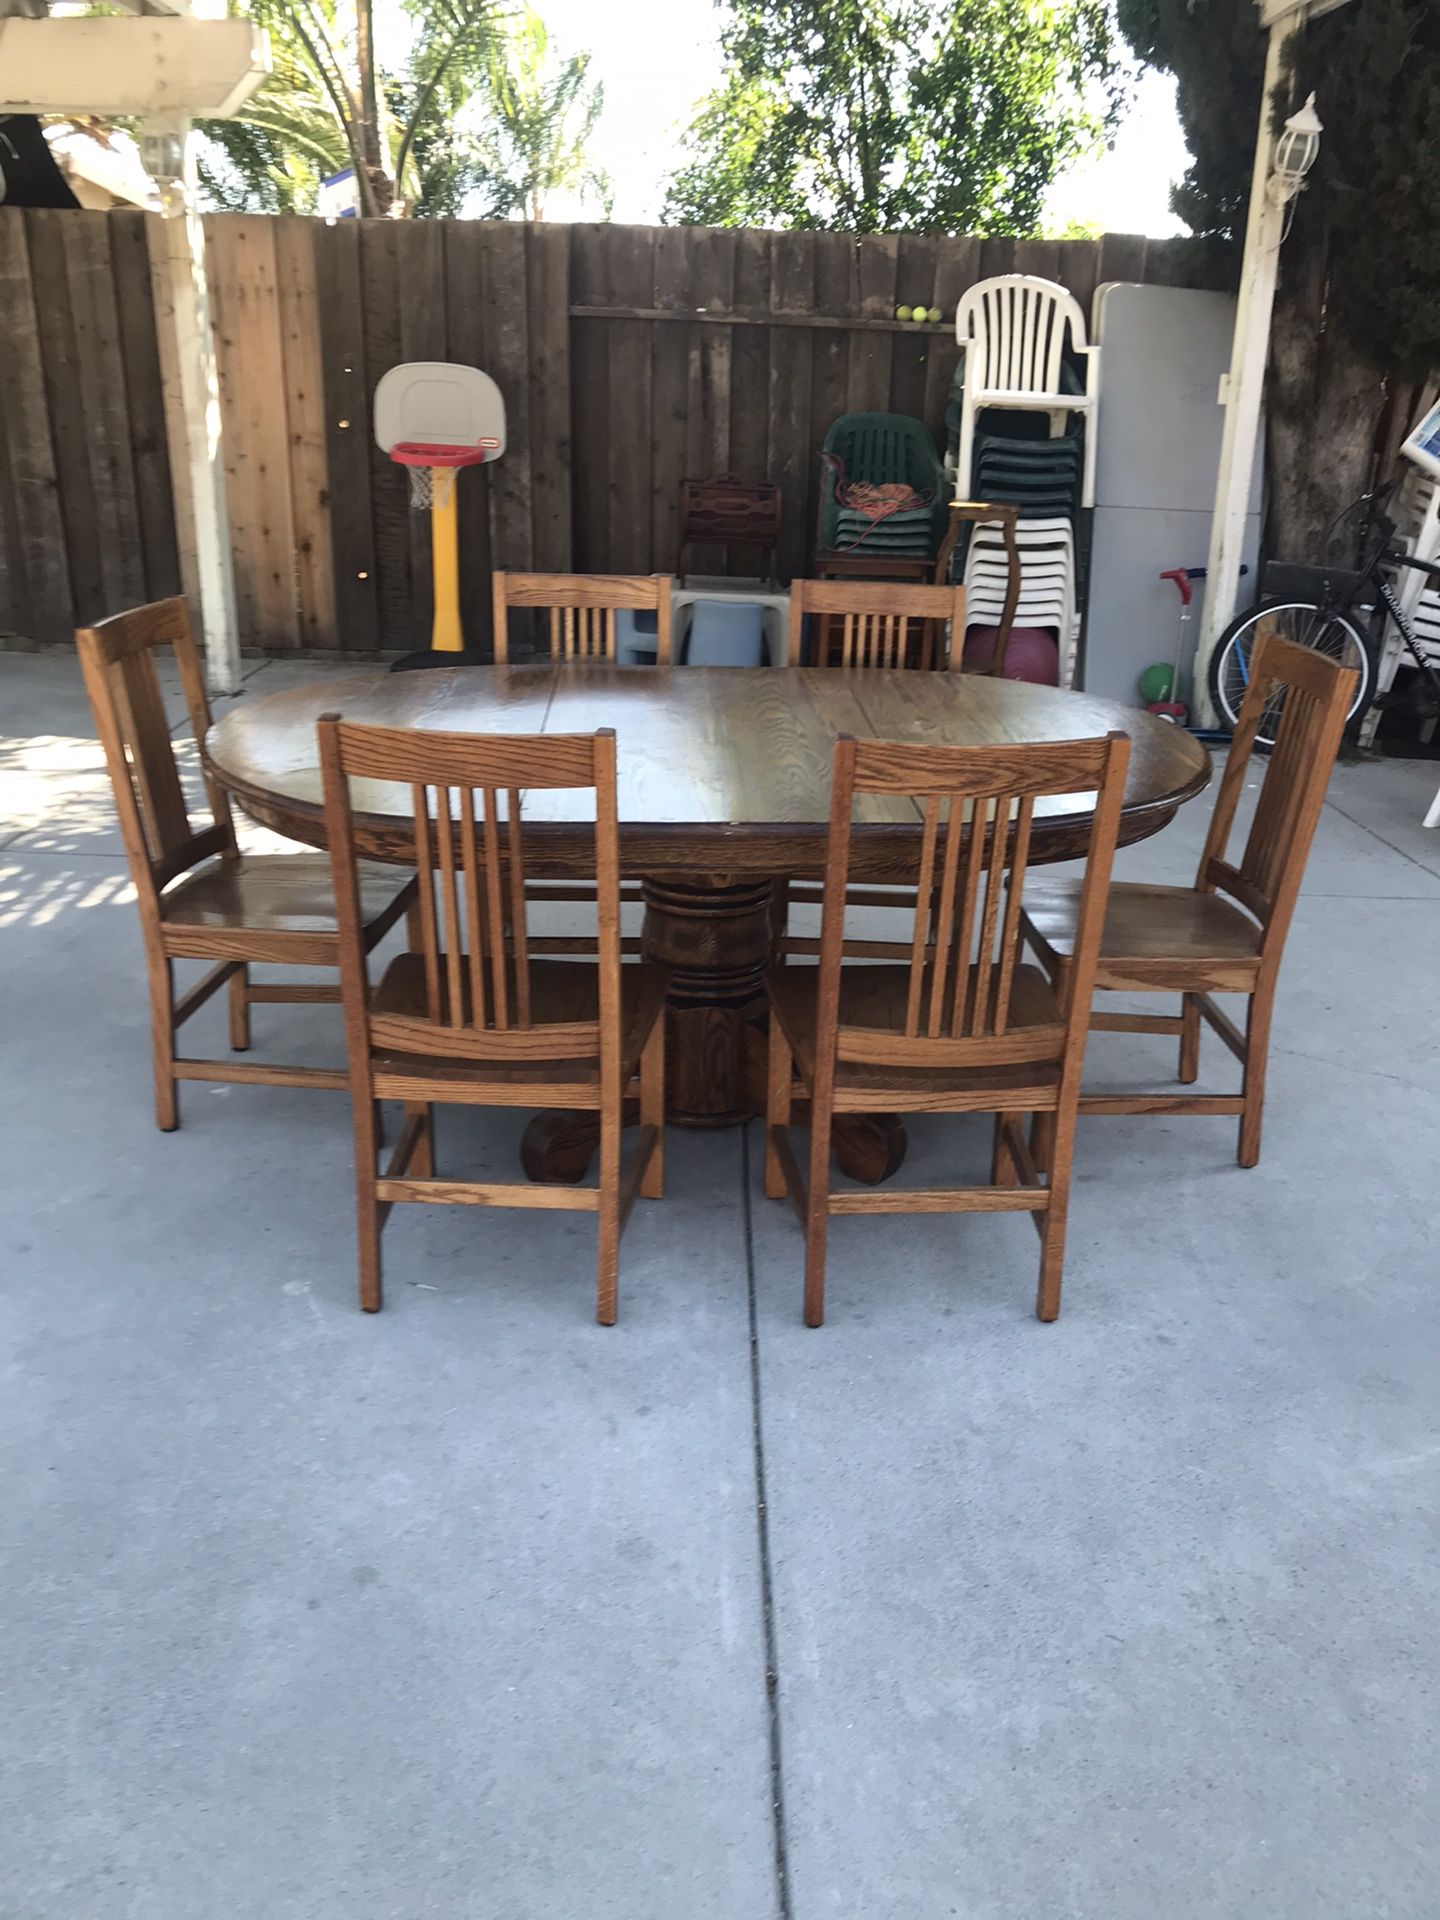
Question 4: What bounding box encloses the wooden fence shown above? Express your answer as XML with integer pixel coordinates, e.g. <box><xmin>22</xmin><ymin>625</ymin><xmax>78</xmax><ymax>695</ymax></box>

<box><xmin>0</xmin><ymin>211</ymin><xmax>1220</xmax><ymax>654</ymax></box>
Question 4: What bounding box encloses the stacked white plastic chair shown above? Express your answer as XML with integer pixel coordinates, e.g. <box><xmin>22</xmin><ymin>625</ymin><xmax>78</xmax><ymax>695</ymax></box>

<box><xmin>952</xmin><ymin>276</ymin><xmax>1100</xmax><ymax>511</ymax></box>
<box><xmin>950</xmin><ymin>276</ymin><xmax>1100</xmax><ymax>687</ymax></box>
<box><xmin>962</xmin><ymin>518</ymin><xmax>1081</xmax><ymax>686</ymax></box>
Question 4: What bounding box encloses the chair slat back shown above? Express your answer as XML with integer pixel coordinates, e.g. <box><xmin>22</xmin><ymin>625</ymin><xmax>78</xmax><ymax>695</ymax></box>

<box><xmin>817</xmin><ymin>734</ymin><xmax>1130</xmax><ymax>1070</ymax></box>
<box><xmin>787</xmin><ymin>579</ymin><xmax>967</xmax><ymax>670</ymax></box>
<box><xmin>76</xmin><ymin>598</ymin><xmax>235</xmax><ymax>912</ymax></box>
<box><xmin>319</xmin><ymin>720</ymin><xmax>620</xmax><ymax>1064</ymax></box>
<box><xmin>956</xmin><ymin>276</ymin><xmax>1087</xmax><ymax>396</ymax></box>
<box><xmin>491</xmin><ymin>572</ymin><xmax>673</xmax><ymax>666</ymax></box>
<box><xmin>1197</xmin><ymin>629</ymin><xmax>1356</xmax><ymax>943</ymax></box>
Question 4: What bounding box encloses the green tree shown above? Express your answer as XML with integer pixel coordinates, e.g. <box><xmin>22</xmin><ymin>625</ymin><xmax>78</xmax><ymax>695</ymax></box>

<box><xmin>662</xmin><ymin>0</ymin><xmax>1122</xmax><ymax>235</ymax></box>
<box><xmin>196</xmin><ymin>0</ymin><xmax>498</xmax><ymax>216</ymax></box>
<box><xmin>461</xmin><ymin>5</ymin><xmax>611</xmax><ymax>221</ymax></box>
<box><xmin>1118</xmin><ymin>0</ymin><xmax>1440</xmax><ymax>553</ymax></box>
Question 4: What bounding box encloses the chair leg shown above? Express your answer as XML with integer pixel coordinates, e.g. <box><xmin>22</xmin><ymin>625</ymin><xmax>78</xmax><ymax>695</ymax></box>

<box><xmin>639</xmin><ymin>1016</ymin><xmax>665</xmax><ymax>1201</ymax></box>
<box><xmin>408</xmin><ymin>1102</ymin><xmax>435</xmax><ymax>1178</ymax></box>
<box><xmin>1238</xmin><ymin>986</ymin><xmax>1273</xmax><ymax>1170</ymax></box>
<box><xmin>352</xmin><ymin>1094</ymin><xmax>383</xmax><ymax>1313</ymax></box>
<box><xmin>148</xmin><ymin>953</ymin><xmax>178</xmax><ymax>1132</ymax></box>
<box><xmin>1036</xmin><ymin>1097</ymin><xmax>1080</xmax><ymax>1323</ymax></box>
<box><xmin>596</xmin><ymin>1093</ymin><xmax>622</xmax><ymax>1327</ymax></box>
<box><xmin>405</xmin><ymin>903</ymin><xmax>422</xmax><ymax>951</ymax></box>
<box><xmin>991</xmin><ymin>1110</ymin><xmax>1018</xmax><ymax>1186</ymax></box>
<box><xmin>764</xmin><ymin>1015</ymin><xmax>793</xmax><ymax>1201</ymax></box>
<box><xmin>803</xmin><ymin>1095</ymin><xmax>834</xmax><ymax>1329</ymax></box>
<box><xmin>1179</xmin><ymin>992</ymin><xmax>1200</xmax><ymax>1084</ymax></box>
<box><xmin>1031</xmin><ymin>1108</ymin><xmax>1056</xmax><ymax>1177</ymax></box>
<box><xmin>228</xmin><ymin>962</ymin><xmax>251</xmax><ymax>1051</ymax></box>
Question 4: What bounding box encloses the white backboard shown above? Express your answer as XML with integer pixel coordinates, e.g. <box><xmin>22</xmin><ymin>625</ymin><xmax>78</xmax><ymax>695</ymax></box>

<box><xmin>373</xmin><ymin>362</ymin><xmax>506</xmax><ymax>459</ymax></box>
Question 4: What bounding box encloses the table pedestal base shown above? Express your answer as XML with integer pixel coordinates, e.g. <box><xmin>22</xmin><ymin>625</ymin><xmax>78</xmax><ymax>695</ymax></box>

<box><xmin>518</xmin><ymin>872</ymin><xmax>907</xmax><ymax>1185</ymax></box>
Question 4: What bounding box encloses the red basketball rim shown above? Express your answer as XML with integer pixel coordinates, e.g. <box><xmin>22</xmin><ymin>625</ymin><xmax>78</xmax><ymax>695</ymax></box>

<box><xmin>389</xmin><ymin>440</ymin><xmax>494</xmax><ymax>468</ymax></box>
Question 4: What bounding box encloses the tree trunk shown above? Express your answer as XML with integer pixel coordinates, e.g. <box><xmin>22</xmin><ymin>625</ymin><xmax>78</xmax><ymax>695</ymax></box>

<box><xmin>1266</xmin><ymin>185</ymin><xmax>1387</xmax><ymax>564</ymax></box>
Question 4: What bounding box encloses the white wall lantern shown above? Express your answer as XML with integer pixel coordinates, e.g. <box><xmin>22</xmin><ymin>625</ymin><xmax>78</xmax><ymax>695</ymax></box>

<box><xmin>1267</xmin><ymin>93</ymin><xmax>1323</xmax><ymax>205</ymax></box>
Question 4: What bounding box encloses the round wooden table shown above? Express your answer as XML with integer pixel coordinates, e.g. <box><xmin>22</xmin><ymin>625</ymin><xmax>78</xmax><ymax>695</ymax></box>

<box><xmin>206</xmin><ymin>663</ymin><xmax>1209</xmax><ymax>1180</ymax></box>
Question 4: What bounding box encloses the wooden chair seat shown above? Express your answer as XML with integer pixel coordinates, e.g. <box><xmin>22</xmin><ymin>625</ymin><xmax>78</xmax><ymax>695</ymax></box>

<box><xmin>769</xmin><ymin>961</ymin><xmax>1064</xmax><ymax>1108</ymax></box>
<box><xmin>370</xmin><ymin>952</ymin><xmax>669</xmax><ymax>1087</ymax></box>
<box><xmin>161</xmin><ymin>853</ymin><xmax>408</xmax><ymax>950</ymax></box>
<box><xmin>1021</xmin><ymin>879</ymin><xmax>1263</xmax><ymax>988</ymax></box>
<box><xmin>1018</xmin><ymin>630</ymin><xmax>1356</xmax><ymax>1164</ymax></box>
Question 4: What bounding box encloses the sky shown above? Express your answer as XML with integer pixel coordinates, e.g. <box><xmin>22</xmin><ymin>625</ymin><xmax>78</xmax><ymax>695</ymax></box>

<box><xmin>537</xmin><ymin>0</ymin><xmax>1191</xmax><ymax>237</ymax></box>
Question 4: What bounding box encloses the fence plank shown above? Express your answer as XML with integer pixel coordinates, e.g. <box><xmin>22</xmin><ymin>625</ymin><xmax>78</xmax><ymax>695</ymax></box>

<box><xmin>728</xmin><ymin>229</ymin><xmax>771</xmax><ymax>500</ymax></box>
<box><xmin>312</xmin><ymin>219</ymin><xmax>380</xmax><ymax>652</ymax></box>
<box><xmin>208</xmin><ymin>216</ymin><xmax>299</xmax><ymax>647</ymax></box>
<box><xmin>359</xmin><ymin>219</ymin><xmax>415</xmax><ymax>651</ymax></box>
<box><xmin>921</xmin><ymin>234</ymin><xmax>977</xmax><ymax>447</ymax></box>
<box><xmin>768</xmin><ymin>231</ymin><xmax>815</xmax><ymax>583</ymax></box>
<box><xmin>387</xmin><ymin>218</ymin><xmax>447</xmax><ymax>647</ymax></box>
<box><xmin>650</xmin><ymin>223</ymin><xmax>691</xmax><ymax>578</ymax></box>
<box><xmin>605</xmin><ymin>224</ymin><xmax>655</xmax><ymax>572</ymax></box>
<box><xmin>442</xmin><ymin>219</ymin><xmax>495</xmax><ymax>645</ymax></box>
<box><xmin>1056</xmin><ymin>238</ymin><xmax>1102</xmax><ymax>325</ymax></box>
<box><xmin>808</xmin><ymin>231</ymin><xmax>856</xmax><ymax>562</ymax></box>
<box><xmin>274</xmin><ymin>217</ymin><xmax>337</xmax><ymax>650</ymax></box>
<box><xmin>60</xmin><ymin>214</ymin><xmax>146</xmax><ymax>612</ymax></box>
<box><xmin>569</xmin><ymin>224</ymin><xmax>610</xmax><ymax>574</ymax></box>
<box><xmin>682</xmin><ymin>225</ymin><xmax>735</xmax><ymax>575</ymax></box>
<box><xmin>109</xmin><ymin>211</ymin><xmax>180</xmax><ymax>602</ymax></box>
<box><xmin>850</xmin><ymin>234</ymin><xmax>898</xmax><ymax>412</ymax></box>
<box><xmin>0</xmin><ymin>425</ymin><xmax>30</xmax><ymax>639</ymax></box>
<box><xmin>890</xmin><ymin>232</ymin><xmax>938</xmax><ymax>424</ymax></box>
<box><xmin>1097</xmin><ymin>232</ymin><xmax>1148</xmax><ymax>292</ymax></box>
<box><xmin>0</xmin><ymin>213</ymin><xmax>72</xmax><ymax>641</ymax></box>
<box><xmin>479</xmin><ymin>222</ymin><xmax>535</xmax><ymax>575</ymax></box>
<box><xmin>27</xmin><ymin>211</ymin><xmax>106</xmax><ymax>627</ymax></box>
<box><xmin>526</xmin><ymin>220</ymin><xmax>572</xmax><ymax>572</ymax></box>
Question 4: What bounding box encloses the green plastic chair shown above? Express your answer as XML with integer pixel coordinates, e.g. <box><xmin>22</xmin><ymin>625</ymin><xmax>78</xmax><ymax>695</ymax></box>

<box><xmin>816</xmin><ymin>413</ymin><xmax>947</xmax><ymax>556</ymax></box>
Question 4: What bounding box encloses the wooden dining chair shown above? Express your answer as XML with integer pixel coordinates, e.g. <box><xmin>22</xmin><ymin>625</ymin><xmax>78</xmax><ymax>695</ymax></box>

<box><xmin>786</xmin><ymin>578</ymin><xmax>967</xmax><ymax>670</ymax></box>
<box><xmin>1019</xmin><ymin>630</ymin><xmax>1355</xmax><ymax>1167</ymax></box>
<box><xmin>317</xmin><ymin>718</ymin><xmax>667</xmax><ymax>1320</ymax></box>
<box><xmin>765</xmin><ymin>730</ymin><xmax>1130</xmax><ymax>1327</ymax></box>
<box><xmin>491</xmin><ymin>571</ymin><xmax>673</xmax><ymax>665</ymax></box>
<box><xmin>76</xmin><ymin>598</ymin><xmax>416</xmax><ymax>1132</ymax></box>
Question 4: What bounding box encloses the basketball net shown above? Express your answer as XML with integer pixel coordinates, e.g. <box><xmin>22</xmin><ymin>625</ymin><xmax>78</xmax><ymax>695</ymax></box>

<box><xmin>406</xmin><ymin>464</ymin><xmax>457</xmax><ymax>514</ymax></box>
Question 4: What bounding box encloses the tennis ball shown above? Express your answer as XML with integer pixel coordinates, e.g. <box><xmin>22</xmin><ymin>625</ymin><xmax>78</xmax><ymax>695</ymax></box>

<box><xmin>927</xmin><ymin>306</ymin><xmax>943</xmax><ymax>323</ymax></box>
<box><xmin>908</xmin><ymin>298</ymin><xmax>928</xmax><ymax>319</ymax></box>
<box><xmin>895</xmin><ymin>305</ymin><xmax>913</xmax><ymax>322</ymax></box>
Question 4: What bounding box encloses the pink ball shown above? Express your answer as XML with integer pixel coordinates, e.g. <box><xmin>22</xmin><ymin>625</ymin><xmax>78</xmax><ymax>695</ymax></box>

<box><xmin>961</xmin><ymin>625</ymin><xmax>1059</xmax><ymax>684</ymax></box>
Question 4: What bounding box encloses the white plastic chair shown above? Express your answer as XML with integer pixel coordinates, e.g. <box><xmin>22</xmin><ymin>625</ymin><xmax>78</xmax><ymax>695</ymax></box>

<box><xmin>953</xmin><ymin>276</ymin><xmax>1100</xmax><ymax>509</ymax></box>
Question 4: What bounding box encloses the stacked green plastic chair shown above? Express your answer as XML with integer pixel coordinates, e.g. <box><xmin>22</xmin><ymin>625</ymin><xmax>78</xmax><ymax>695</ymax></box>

<box><xmin>815</xmin><ymin>412</ymin><xmax>947</xmax><ymax>560</ymax></box>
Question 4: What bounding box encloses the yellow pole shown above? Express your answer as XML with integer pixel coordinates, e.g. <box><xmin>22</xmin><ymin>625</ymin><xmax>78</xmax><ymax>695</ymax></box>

<box><xmin>430</xmin><ymin>469</ymin><xmax>464</xmax><ymax>652</ymax></box>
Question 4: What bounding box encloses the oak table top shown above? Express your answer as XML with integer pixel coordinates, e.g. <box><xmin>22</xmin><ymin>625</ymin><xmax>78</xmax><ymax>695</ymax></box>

<box><xmin>206</xmin><ymin>664</ymin><xmax>1210</xmax><ymax>876</ymax></box>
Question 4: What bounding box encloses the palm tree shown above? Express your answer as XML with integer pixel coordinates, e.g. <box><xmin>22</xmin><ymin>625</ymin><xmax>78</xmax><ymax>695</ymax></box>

<box><xmin>197</xmin><ymin>0</ymin><xmax>498</xmax><ymax>216</ymax></box>
<box><xmin>464</xmin><ymin>6</ymin><xmax>610</xmax><ymax>221</ymax></box>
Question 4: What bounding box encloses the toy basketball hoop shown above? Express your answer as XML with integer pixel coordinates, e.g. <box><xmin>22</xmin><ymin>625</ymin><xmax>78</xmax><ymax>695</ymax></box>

<box><xmin>374</xmin><ymin>362</ymin><xmax>506</xmax><ymax>655</ymax></box>
<box><xmin>389</xmin><ymin>441</ymin><xmax>490</xmax><ymax>513</ymax></box>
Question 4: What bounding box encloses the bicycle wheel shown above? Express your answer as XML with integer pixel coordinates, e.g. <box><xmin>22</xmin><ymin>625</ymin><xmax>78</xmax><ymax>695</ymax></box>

<box><xmin>1208</xmin><ymin>601</ymin><xmax>1371</xmax><ymax>749</ymax></box>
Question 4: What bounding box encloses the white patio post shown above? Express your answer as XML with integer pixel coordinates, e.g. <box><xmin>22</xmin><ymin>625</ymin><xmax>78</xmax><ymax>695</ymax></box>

<box><xmin>1194</xmin><ymin>0</ymin><xmax>1353</xmax><ymax>721</ymax></box>
<box><xmin>145</xmin><ymin>116</ymin><xmax>242</xmax><ymax>695</ymax></box>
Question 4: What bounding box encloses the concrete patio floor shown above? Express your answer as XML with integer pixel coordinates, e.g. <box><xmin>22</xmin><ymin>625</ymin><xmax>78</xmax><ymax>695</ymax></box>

<box><xmin>3</xmin><ymin>648</ymin><xmax>1437</xmax><ymax>1919</ymax></box>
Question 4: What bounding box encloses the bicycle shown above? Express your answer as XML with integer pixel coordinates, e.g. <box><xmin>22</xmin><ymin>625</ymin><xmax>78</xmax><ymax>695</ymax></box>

<box><xmin>1207</xmin><ymin>482</ymin><xmax>1440</xmax><ymax>750</ymax></box>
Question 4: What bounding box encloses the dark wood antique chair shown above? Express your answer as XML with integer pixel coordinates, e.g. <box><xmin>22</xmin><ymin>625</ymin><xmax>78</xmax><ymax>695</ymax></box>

<box><xmin>765</xmin><ymin>730</ymin><xmax>1130</xmax><ymax>1327</ymax></box>
<box><xmin>1020</xmin><ymin>629</ymin><xmax>1355</xmax><ymax>1167</ymax></box>
<box><xmin>77</xmin><ymin>598</ymin><xmax>414</xmax><ymax>1131</ymax></box>
<box><xmin>786</xmin><ymin>577</ymin><xmax>968</xmax><ymax>670</ymax></box>
<box><xmin>318</xmin><ymin>718</ymin><xmax>667</xmax><ymax>1320</ymax></box>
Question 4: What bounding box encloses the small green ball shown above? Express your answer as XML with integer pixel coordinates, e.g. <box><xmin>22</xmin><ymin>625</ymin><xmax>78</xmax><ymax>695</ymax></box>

<box><xmin>1138</xmin><ymin>663</ymin><xmax>1174</xmax><ymax>703</ymax></box>
<box><xmin>909</xmin><ymin>298</ymin><xmax>928</xmax><ymax>319</ymax></box>
<box><xmin>895</xmin><ymin>305</ymin><xmax>913</xmax><ymax>322</ymax></box>
<box><xmin>926</xmin><ymin>306</ymin><xmax>943</xmax><ymax>324</ymax></box>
